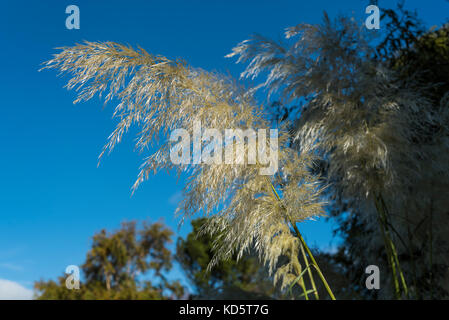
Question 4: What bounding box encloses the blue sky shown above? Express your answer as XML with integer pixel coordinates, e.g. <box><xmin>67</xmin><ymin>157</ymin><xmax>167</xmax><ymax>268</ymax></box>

<box><xmin>0</xmin><ymin>0</ymin><xmax>447</xmax><ymax>298</ymax></box>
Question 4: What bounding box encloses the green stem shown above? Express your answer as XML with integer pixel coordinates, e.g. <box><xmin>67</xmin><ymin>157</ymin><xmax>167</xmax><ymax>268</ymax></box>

<box><xmin>379</xmin><ymin>195</ymin><xmax>409</xmax><ymax>298</ymax></box>
<box><xmin>374</xmin><ymin>193</ymin><xmax>409</xmax><ymax>299</ymax></box>
<box><xmin>374</xmin><ymin>194</ymin><xmax>400</xmax><ymax>299</ymax></box>
<box><xmin>300</xmin><ymin>278</ymin><xmax>310</xmax><ymax>301</ymax></box>
<box><xmin>295</xmin><ymin>226</ymin><xmax>336</xmax><ymax>300</ymax></box>
<box><xmin>389</xmin><ymin>236</ymin><xmax>409</xmax><ymax>298</ymax></box>
<box><xmin>299</xmin><ymin>241</ymin><xmax>319</xmax><ymax>300</ymax></box>
<box><xmin>291</xmin><ymin>255</ymin><xmax>310</xmax><ymax>300</ymax></box>
<box><xmin>267</xmin><ymin>178</ymin><xmax>336</xmax><ymax>300</ymax></box>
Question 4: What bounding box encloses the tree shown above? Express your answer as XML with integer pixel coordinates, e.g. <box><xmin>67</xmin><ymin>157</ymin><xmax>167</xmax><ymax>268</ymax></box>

<box><xmin>34</xmin><ymin>221</ymin><xmax>184</xmax><ymax>300</ymax></box>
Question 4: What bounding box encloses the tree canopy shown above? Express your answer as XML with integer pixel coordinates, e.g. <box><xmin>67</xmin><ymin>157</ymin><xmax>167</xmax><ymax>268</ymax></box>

<box><xmin>35</xmin><ymin>221</ymin><xmax>184</xmax><ymax>300</ymax></box>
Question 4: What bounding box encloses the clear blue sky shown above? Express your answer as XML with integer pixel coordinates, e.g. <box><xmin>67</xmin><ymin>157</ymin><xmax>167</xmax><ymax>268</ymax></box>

<box><xmin>0</xmin><ymin>0</ymin><xmax>447</xmax><ymax>298</ymax></box>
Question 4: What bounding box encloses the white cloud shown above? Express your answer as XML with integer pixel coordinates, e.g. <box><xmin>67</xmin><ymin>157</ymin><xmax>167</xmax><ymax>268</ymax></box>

<box><xmin>0</xmin><ymin>279</ymin><xmax>33</xmax><ymax>300</ymax></box>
